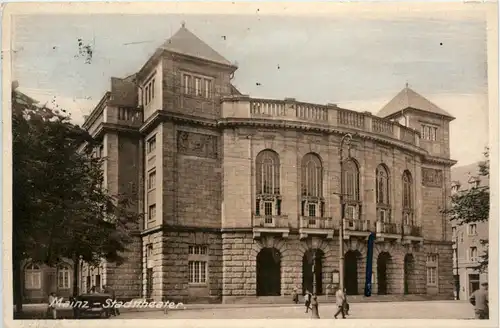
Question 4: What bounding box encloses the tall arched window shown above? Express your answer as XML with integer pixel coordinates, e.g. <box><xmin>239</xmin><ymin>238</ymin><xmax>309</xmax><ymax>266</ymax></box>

<box><xmin>58</xmin><ymin>264</ymin><xmax>71</xmax><ymax>289</ymax></box>
<box><xmin>25</xmin><ymin>263</ymin><xmax>42</xmax><ymax>289</ymax></box>
<box><xmin>301</xmin><ymin>153</ymin><xmax>324</xmax><ymax>217</ymax></box>
<box><xmin>342</xmin><ymin>159</ymin><xmax>360</xmax><ymax>221</ymax></box>
<box><xmin>255</xmin><ymin>150</ymin><xmax>281</xmax><ymax>217</ymax></box>
<box><xmin>376</xmin><ymin>164</ymin><xmax>391</xmax><ymax>223</ymax></box>
<box><xmin>402</xmin><ymin>170</ymin><xmax>414</xmax><ymax>226</ymax></box>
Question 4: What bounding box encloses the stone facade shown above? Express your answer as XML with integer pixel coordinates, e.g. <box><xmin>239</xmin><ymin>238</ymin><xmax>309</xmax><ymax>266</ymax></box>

<box><xmin>80</xmin><ymin>25</ymin><xmax>457</xmax><ymax>303</ymax></box>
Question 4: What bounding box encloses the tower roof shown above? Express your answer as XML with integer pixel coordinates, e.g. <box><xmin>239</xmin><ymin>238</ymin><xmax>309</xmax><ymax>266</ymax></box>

<box><xmin>377</xmin><ymin>85</ymin><xmax>455</xmax><ymax>120</ymax></box>
<box><xmin>160</xmin><ymin>24</ymin><xmax>233</xmax><ymax>67</ymax></box>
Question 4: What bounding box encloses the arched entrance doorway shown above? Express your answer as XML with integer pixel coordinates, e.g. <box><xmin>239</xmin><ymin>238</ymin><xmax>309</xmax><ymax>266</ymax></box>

<box><xmin>377</xmin><ymin>252</ymin><xmax>392</xmax><ymax>295</ymax></box>
<box><xmin>302</xmin><ymin>249</ymin><xmax>324</xmax><ymax>295</ymax></box>
<box><xmin>256</xmin><ymin>248</ymin><xmax>281</xmax><ymax>296</ymax></box>
<box><xmin>344</xmin><ymin>250</ymin><xmax>361</xmax><ymax>295</ymax></box>
<box><xmin>404</xmin><ymin>254</ymin><xmax>416</xmax><ymax>294</ymax></box>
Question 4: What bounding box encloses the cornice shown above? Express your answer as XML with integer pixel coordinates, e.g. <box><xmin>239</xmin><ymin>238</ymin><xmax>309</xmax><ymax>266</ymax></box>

<box><xmin>91</xmin><ymin>122</ymin><xmax>141</xmax><ymax>139</ymax></box>
<box><xmin>422</xmin><ymin>155</ymin><xmax>458</xmax><ymax>167</ymax></box>
<box><xmin>139</xmin><ymin>110</ymin><xmax>218</xmax><ymax>134</ymax></box>
<box><xmin>82</xmin><ymin>92</ymin><xmax>110</xmax><ymax>130</ymax></box>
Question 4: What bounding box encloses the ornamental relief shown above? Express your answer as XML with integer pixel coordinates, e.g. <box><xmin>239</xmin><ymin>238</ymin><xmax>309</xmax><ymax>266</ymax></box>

<box><xmin>177</xmin><ymin>131</ymin><xmax>218</xmax><ymax>159</ymax></box>
<box><xmin>422</xmin><ymin>168</ymin><xmax>443</xmax><ymax>188</ymax></box>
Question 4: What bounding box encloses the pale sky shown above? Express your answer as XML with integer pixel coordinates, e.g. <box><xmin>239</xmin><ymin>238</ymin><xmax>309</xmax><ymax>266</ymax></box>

<box><xmin>11</xmin><ymin>10</ymin><xmax>489</xmax><ymax>166</ymax></box>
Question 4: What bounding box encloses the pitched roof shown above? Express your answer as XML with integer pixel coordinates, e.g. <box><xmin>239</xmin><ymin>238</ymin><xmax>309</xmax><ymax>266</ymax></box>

<box><xmin>377</xmin><ymin>86</ymin><xmax>455</xmax><ymax>120</ymax></box>
<box><xmin>160</xmin><ymin>24</ymin><xmax>233</xmax><ymax>66</ymax></box>
<box><xmin>451</xmin><ymin>162</ymin><xmax>489</xmax><ymax>190</ymax></box>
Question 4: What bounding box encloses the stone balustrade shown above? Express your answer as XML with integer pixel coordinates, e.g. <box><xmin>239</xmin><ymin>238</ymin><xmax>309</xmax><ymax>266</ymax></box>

<box><xmin>299</xmin><ymin>216</ymin><xmax>334</xmax><ymax>230</ymax></box>
<box><xmin>376</xmin><ymin>221</ymin><xmax>401</xmax><ymax>235</ymax></box>
<box><xmin>221</xmin><ymin>95</ymin><xmax>420</xmax><ymax>146</ymax></box>
<box><xmin>252</xmin><ymin>215</ymin><xmax>290</xmax><ymax>229</ymax></box>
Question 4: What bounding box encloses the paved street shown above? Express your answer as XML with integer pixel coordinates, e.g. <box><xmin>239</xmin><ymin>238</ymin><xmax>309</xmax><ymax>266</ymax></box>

<box><xmin>112</xmin><ymin>301</ymin><xmax>475</xmax><ymax>319</ymax></box>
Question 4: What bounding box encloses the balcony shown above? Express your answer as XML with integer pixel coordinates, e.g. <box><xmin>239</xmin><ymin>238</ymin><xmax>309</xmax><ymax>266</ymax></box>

<box><xmin>375</xmin><ymin>221</ymin><xmax>402</xmax><ymax>242</ymax></box>
<box><xmin>252</xmin><ymin>215</ymin><xmax>290</xmax><ymax>239</ymax></box>
<box><xmin>220</xmin><ymin>96</ymin><xmax>420</xmax><ymax>147</ymax></box>
<box><xmin>343</xmin><ymin>219</ymin><xmax>372</xmax><ymax>239</ymax></box>
<box><xmin>299</xmin><ymin>216</ymin><xmax>334</xmax><ymax>240</ymax></box>
<box><xmin>402</xmin><ymin>225</ymin><xmax>424</xmax><ymax>245</ymax></box>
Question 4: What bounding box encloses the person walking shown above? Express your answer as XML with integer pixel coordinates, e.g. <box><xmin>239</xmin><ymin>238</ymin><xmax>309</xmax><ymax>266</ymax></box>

<box><xmin>343</xmin><ymin>288</ymin><xmax>350</xmax><ymax>316</ymax></box>
<box><xmin>47</xmin><ymin>292</ymin><xmax>57</xmax><ymax>319</ymax></box>
<box><xmin>304</xmin><ymin>290</ymin><xmax>312</xmax><ymax>313</ymax></box>
<box><xmin>310</xmin><ymin>294</ymin><xmax>320</xmax><ymax>319</ymax></box>
<box><xmin>469</xmin><ymin>282</ymin><xmax>489</xmax><ymax>319</ymax></box>
<box><xmin>334</xmin><ymin>286</ymin><xmax>346</xmax><ymax>319</ymax></box>
<box><xmin>292</xmin><ymin>287</ymin><xmax>299</xmax><ymax>304</ymax></box>
<box><xmin>103</xmin><ymin>285</ymin><xmax>120</xmax><ymax>316</ymax></box>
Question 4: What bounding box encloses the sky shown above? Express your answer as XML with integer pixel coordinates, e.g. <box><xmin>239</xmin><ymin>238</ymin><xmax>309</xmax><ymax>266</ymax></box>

<box><xmin>11</xmin><ymin>10</ymin><xmax>489</xmax><ymax>166</ymax></box>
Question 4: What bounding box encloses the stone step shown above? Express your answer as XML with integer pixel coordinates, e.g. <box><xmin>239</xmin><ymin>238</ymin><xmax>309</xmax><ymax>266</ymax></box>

<box><xmin>222</xmin><ymin>294</ymin><xmax>452</xmax><ymax>304</ymax></box>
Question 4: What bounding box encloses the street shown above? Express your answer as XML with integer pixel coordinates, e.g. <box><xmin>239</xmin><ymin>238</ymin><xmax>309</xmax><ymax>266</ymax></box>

<box><xmin>112</xmin><ymin>301</ymin><xmax>476</xmax><ymax>319</ymax></box>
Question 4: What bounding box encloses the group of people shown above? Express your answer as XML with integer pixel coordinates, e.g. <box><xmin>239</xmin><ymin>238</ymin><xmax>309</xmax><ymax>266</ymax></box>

<box><xmin>292</xmin><ymin>286</ymin><xmax>350</xmax><ymax>319</ymax></box>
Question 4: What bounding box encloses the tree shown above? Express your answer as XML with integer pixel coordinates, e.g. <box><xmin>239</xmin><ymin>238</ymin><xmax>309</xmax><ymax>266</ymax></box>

<box><xmin>444</xmin><ymin>148</ymin><xmax>489</xmax><ymax>273</ymax></box>
<box><xmin>12</xmin><ymin>87</ymin><xmax>142</xmax><ymax>314</ymax></box>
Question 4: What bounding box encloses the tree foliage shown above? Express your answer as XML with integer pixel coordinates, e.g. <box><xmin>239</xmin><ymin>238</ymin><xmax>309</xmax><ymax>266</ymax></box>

<box><xmin>444</xmin><ymin>148</ymin><xmax>490</xmax><ymax>273</ymax></box>
<box><xmin>12</xmin><ymin>88</ymin><xmax>142</xmax><ymax>306</ymax></box>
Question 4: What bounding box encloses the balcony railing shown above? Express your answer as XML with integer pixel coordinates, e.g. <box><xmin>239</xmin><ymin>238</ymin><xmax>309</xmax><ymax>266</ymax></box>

<box><xmin>403</xmin><ymin>225</ymin><xmax>422</xmax><ymax>237</ymax></box>
<box><xmin>299</xmin><ymin>216</ymin><xmax>334</xmax><ymax>230</ymax></box>
<box><xmin>376</xmin><ymin>221</ymin><xmax>400</xmax><ymax>235</ymax></box>
<box><xmin>343</xmin><ymin>219</ymin><xmax>371</xmax><ymax>232</ymax></box>
<box><xmin>252</xmin><ymin>215</ymin><xmax>289</xmax><ymax>229</ymax></box>
<box><xmin>221</xmin><ymin>96</ymin><xmax>420</xmax><ymax>146</ymax></box>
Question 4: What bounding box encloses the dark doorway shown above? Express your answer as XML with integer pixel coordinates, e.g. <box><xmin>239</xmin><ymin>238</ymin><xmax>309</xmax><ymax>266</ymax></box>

<box><xmin>146</xmin><ymin>268</ymin><xmax>153</xmax><ymax>299</ymax></box>
<box><xmin>256</xmin><ymin>248</ymin><xmax>281</xmax><ymax>296</ymax></box>
<box><xmin>377</xmin><ymin>252</ymin><xmax>391</xmax><ymax>295</ymax></box>
<box><xmin>404</xmin><ymin>254</ymin><xmax>416</xmax><ymax>294</ymax></box>
<box><xmin>344</xmin><ymin>250</ymin><xmax>361</xmax><ymax>295</ymax></box>
<box><xmin>302</xmin><ymin>249</ymin><xmax>324</xmax><ymax>295</ymax></box>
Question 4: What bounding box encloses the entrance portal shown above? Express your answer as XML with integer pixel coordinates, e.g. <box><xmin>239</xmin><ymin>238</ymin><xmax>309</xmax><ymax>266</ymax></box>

<box><xmin>302</xmin><ymin>249</ymin><xmax>324</xmax><ymax>295</ymax></box>
<box><xmin>344</xmin><ymin>250</ymin><xmax>361</xmax><ymax>295</ymax></box>
<box><xmin>404</xmin><ymin>254</ymin><xmax>416</xmax><ymax>294</ymax></box>
<box><xmin>377</xmin><ymin>252</ymin><xmax>392</xmax><ymax>295</ymax></box>
<box><xmin>256</xmin><ymin>248</ymin><xmax>281</xmax><ymax>296</ymax></box>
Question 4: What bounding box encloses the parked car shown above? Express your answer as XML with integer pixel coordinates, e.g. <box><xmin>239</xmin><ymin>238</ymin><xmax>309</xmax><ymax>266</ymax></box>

<box><xmin>74</xmin><ymin>293</ymin><xmax>112</xmax><ymax>319</ymax></box>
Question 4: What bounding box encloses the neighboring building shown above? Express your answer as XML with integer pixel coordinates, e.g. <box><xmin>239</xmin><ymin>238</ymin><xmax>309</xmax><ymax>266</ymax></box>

<box><xmin>450</xmin><ymin>163</ymin><xmax>489</xmax><ymax>301</ymax></box>
<box><xmin>80</xmin><ymin>24</ymin><xmax>457</xmax><ymax>303</ymax></box>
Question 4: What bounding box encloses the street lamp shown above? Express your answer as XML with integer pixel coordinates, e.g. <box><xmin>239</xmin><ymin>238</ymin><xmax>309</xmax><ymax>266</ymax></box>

<box><xmin>338</xmin><ymin>133</ymin><xmax>353</xmax><ymax>291</ymax></box>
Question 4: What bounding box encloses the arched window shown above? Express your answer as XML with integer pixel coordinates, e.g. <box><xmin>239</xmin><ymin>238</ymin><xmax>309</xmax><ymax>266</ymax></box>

<box><xmin>255</xmin><ymin>150</ymin><xmax>281</xmax><ymax>217</ymax></box>
<box><xmin>301</xmin><ymin>153</ymin><xmax>324</xmax><ymax>217</ymax></box>
<box><xmin>376</xmin><ymin>165</ymin><xmax>390</xmax><ymax>205</ymax></box>
<box><xmin>402</xmin><ymin>170</ymin><xmax>414</xmax><ymax>226</ymax></box>
<box><xmin>58</xmin><ymin>264</ymin><xmax>71</xmax><ymax>289</ymax></box>
<box><xmin>342</xmin><ymin>159</ymin><xmax>359</xmax><ymax>202</ymax></box>
<box><xmin>25</xmin><ymin>263</ymin><xmax>41</xmax><ymax>289</ymax></box>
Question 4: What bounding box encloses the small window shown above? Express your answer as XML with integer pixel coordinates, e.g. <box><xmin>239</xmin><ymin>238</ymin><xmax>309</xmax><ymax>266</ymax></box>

<box><xmin>468</xmin><ymin>224</ymin><xmax>477</xmax><ymax>236</ymax></box>
<box><xmin>57</xmin><ymin>265</ymin><xmax>71</xmax><ymax>289</ymax></box>
<box><xmin>264</xmin><ymin>201</ymin><xmax>273</xmax><ymax>216</ymax></box>
<box><xmin>308</xmin><ymin>203</ymin><xmax>317</xmax><ymax>217</ymax></box>
<box><xmin>188</xmin><ymin>245</ymin><xmax>208</xmax><ymax>284</ymax></box>
<box><xmin>148</xmin><ymin>170</ymin><xmax>156</xmax><ymax>190</ymax></box>
<box><xmin>184</xmin><ymin>75</ymin><xmax>191</xmax><ymax>94</ymax></box>
<box><xmin>204</xmin><ymin>79</ymin><xmax>212</xmax><ymax>99</ymax></box>
<box><xmin>421</xmin><ymin>124</ymin><xmax>438</xmax><ymax>141</ymax></box>
<box><xmin>147</xmin><ymin>135</ymin><xmax>156</xmax><ymax>154</ymax></box>
<box><xmin>25</xmin><ymin>263</ymin><xmax>42</xmax><ymax>289</ymax></box>
<box><xmin>426</xmin><ymin>267</ymin><xmax>437</xmax><ymax>285</ymax></box>
<box><xmin>195</xmin><ymin>78</ymin><xmax>202</xmax><ymax>96</ymax></box>
<box><xmin>148</xmin><ymin>204</ymin><xmax>156</xmax><ymax>221</ymax></box>
<box><xmin>452</xmin><ymin>227</ymin><xmax>457</xmax><ymax>238</ymax></box>
<box><xmin>469</xmin><ymin>247</ymin><xmax>478</xmax><ymax>262</ymax></box>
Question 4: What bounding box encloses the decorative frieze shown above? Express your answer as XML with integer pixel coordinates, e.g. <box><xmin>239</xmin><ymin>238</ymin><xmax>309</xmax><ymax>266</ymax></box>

<box><xmin>177</xmin><ymin>131</ymin><xmax>218</xmax><ymax>159</ymax></box>
<box><xmin>422</xmin><ymin>168</ymin><xmax>443</xmax><ymax>188</ymax></box>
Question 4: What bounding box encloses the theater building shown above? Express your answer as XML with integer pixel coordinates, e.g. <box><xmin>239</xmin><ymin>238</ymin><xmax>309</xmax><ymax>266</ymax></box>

<box><xmin>81</xmin><ymin>24</ymin><xmax>456</xmax><ymax>302</ymax></box>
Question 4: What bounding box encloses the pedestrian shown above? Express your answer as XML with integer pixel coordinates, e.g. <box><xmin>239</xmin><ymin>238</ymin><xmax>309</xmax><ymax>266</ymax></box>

<box><xmin>469</xmin><ymin>282</ymin><xmax>489</xmax><ymax>319</ymax></box>
<box><xmin>334</xmin><ymin>286</ymin><xmax>346</xmax><ymax>319</ymax></box>
<box><xmin>343</xmin><ymin>288</ymin><xmax>350</xmax><ymax>316</ymax></box>
<box><xmin>304</xmin><ymin>289</ymin><xmax>312</xmax><ymax>313</ymax></box>
<box><xmin>292</xmin><ymin>287</ymin><xmax>299</xmax><ymax>304</ymax></box>
<box><xmin>47</xmin><ymin>292</ymin><xmax>57</xmax><ymax>319</ymax></box>
<box><xmin>310</xmin><ymin>294</ymin><xmax>320</xmax><ymax>319</ymax></box>
<box><xmin>103</xmin><ymin>285</ymin><xmax>119</xmax><ymax>316</ymax></box>
<box><xmin>90</xmin><ymin>285</ymin><xmax>96</xmax><ymax>294</ymax></box>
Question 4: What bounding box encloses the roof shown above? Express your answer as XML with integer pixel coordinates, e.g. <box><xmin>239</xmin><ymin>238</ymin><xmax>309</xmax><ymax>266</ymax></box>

<box><xmin>377</xmin><ymin>86</ymin><xmax>455</xmax><ymax>120</ymax></box>
<box><xmin>159</xmin><ymin>24</ymin><xmax>233</xmax><ymax>67</ymax></box>
<box><xmin>451</xmin><ymin>161</ymin><xmax>489</xmax><ymax>190</ymax></box>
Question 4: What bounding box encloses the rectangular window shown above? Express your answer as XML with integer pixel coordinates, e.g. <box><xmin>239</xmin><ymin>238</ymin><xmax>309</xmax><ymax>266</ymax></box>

<box><xmin>195</xmin><ymin>78</ymin><xmax>202</xmax><ymax>96</ymax></box>
<box><xmin>188</xmin><ymin>245</ymin><xmax>208</xmax><ymax>284</ymax></box>
<box><xmin>469</xmin><ymin>274</ymin><xmax>480</xmax><ymax>293</ymax></box>
<box><xmin>264</xmin><ymin>201</ymin><xmax>273</xmax><ymax>216</ymax></box>
<box><xmin>426</xmin><ymin>267</ymin><xmax>437</xmax><ymax>285</ymax></box>
<box><xmin>469</xmin><ymin>247</ymin><xmax>478</xmax><ymax>262</ymax></box>
<box><xmin>143</xmin><ymin>77</ymin><xmax>155</xmax><ymax>106</ymax></box>
<box><xmin>204</xmin><ymin>79</ymin><xmax>212</xmax><ymax>98</ymax></box>
<box><xmin>146</xmin><ymin>268</ymin><xmax>153</xmax><ymax>299</ymax></box>
<box><xmin>147</xmin><ymin>135</ymin><xmax>156</xmax><ymax>154</ymax></box>
<box><xmin>25</xmin><ymin>271</ymin><xmax>42</xmax><ymax>289</ymax></box>
<box><xmin>148</xmin><ymin>204</ymin><xmax>156</xmax><ymax>221</ymax></box>
<box><xmin>57</xmin><ymin>269</ymin><xmax>70</xmax><ymax>289</ymax></box>
<box><xmin>308</xmin><ymin>203</ymin><xmax>317</xmax><ymax>217</ymax></box>
<box><xmin>468</xmin><ymin>224</ymin><xmax>477</xmax><ymax>236</ymax></box>
<box><xmin>452</xmin><ymin>226</ymin><xmax>457</xmax><ymax>238</ymax></box>
<box><xmin>148</xmin><ymin>170</ymin><xmax>156</xmax><ymax>190</ymax></box>
<box><xmin>421</xmin><ymin>124</ymin><xmax>439</xmax><ymax>141</ymax></box>
<box><xmin>184</xmin><ymin>75</ymin><xmax>191</xmax><ymax>94</ymax></box>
